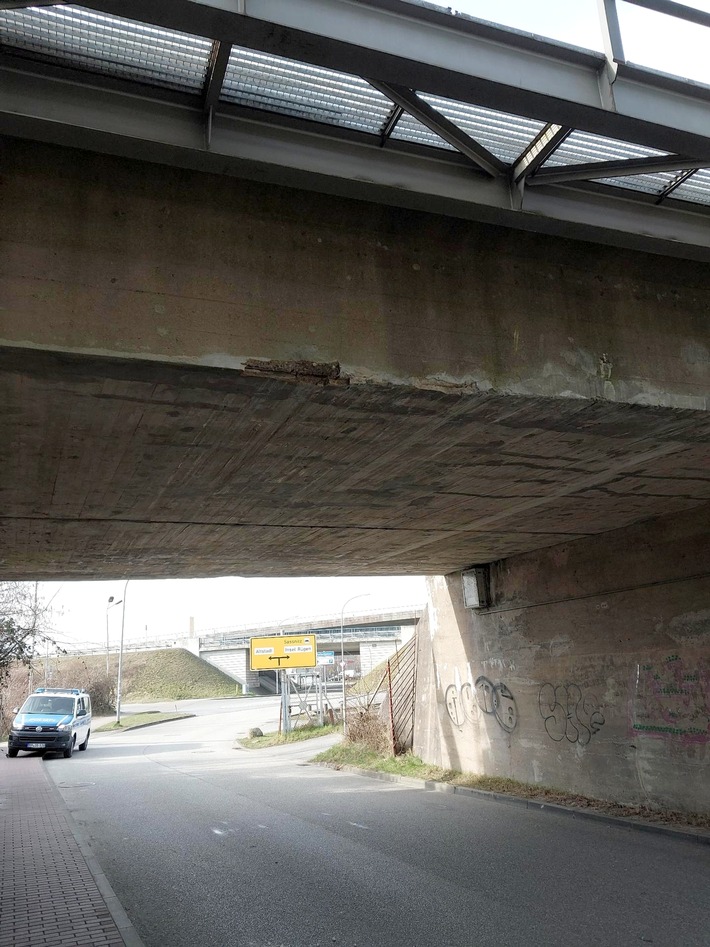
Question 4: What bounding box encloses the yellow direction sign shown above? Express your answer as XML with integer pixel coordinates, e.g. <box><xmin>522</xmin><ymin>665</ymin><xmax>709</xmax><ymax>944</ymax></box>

<box><xmin>249</xmin><ymin>634</ymin><xmax>317</xmax><ymax>671</ymax></box>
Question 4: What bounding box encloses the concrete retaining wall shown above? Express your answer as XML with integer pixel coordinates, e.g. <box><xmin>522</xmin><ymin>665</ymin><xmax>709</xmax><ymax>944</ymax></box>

<box><xmin>414</xmin><ymin>502</ymin><xmax>710</xmax><ymax>814</ymax></box>
<box><xmin>201</xmin><ymin>649</ymin><xmax>259</xmax><ymax>692</ymax></box>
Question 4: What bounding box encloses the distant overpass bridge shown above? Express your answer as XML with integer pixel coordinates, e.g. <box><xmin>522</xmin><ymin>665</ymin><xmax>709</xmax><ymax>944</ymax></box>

<box><xmin>194</xmin><ymin>607</ymin><xmax>423</xmax><ymax>691</ymax></box>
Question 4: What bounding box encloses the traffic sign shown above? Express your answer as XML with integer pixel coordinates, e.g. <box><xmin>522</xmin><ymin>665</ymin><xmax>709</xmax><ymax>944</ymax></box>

<box><xmin>249</xmin><ymin>634</ymin><xmax>317</xmax><ymax>670</ymax></box>
<box><xmin>317</xmin><ymin>650</ymin><xmax>335</xmax><ymax>666</ymax></box>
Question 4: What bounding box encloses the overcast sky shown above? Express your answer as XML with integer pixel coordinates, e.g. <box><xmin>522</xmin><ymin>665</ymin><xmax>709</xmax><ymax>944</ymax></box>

<box><xmin>35</xmin><ymin>0</ymin><xmax>709</xmax><ymax>649</ymax></box>
<box><xmin>441</xmin><ymin>0</ymin><xmax>710</xmax><ymax>83</ymax></box>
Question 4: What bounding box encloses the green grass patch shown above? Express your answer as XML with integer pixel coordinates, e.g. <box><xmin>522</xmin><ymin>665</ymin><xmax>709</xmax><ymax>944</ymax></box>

<box><xmin>95</xmin><ymin>712</ymin><xmax>193</xmax><ymax>732</ymax></box>
<box><xmin>240</xmin><ymin>724</ymin><xmax>340</xmax><ymax>749</ymax></box>
<box><xmin>313</xmin><ymin>744</ymin><xmax>710</xmax><ymax>829</ymax></box>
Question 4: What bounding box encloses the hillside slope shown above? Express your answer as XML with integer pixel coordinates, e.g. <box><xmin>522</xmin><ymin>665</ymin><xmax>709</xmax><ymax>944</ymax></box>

<box><xmin>44</xmin><ymin>648</ymin><xmax>240</xmax><ymax>701</ymax></box>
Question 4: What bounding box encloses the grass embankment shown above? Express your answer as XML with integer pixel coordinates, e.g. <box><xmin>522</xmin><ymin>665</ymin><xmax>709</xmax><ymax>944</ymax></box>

<box><xmin>44</xmin><ymin>648</ymin><xmax>240</xmax><ymax>702</ymax></box>
<box><xmin>313</xmin><ymin>744</ymin><xmax>710</xmax><ymax>830</ymax></box>
<box><xmin>240</xmin><ymin>724</ymin><xmax>341</xmax><ymax>749</ymax></box>
<box><xmin>116</xmin><ymin>649</ymin><xmax>239</xmax><ymax>701</ymax></box>
<box><xmin>346</xmin><ymin>661</ymin><xmax>388</xmax><ymax>697</ymax></box>
<box><xmin>96</xmin><ymin>712</ymin><xmax>193</xmax><ymax>732</ymax></box>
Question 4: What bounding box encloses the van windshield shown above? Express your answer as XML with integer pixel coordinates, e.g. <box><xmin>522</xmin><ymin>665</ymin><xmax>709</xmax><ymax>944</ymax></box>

<box><xmin>21</xmin><ymin>696</ymin><xmax>75</xmax><ymax>716</ymax></box>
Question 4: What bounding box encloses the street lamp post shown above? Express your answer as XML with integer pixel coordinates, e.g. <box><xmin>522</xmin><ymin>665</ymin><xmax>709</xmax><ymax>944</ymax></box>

<box><xmin>340</xmin><ymin>593</ymin><xmax>370</xmax><ymax>734</ymax></box>
<box><xmin>105</xmin><ymin>595</ymin><xmax>123</xmax><ymax>674</ymax></box>
<box><xmin>115</xmin><ymin>580</ymin><xmax>130</xmax><ymax>725</ymax></box>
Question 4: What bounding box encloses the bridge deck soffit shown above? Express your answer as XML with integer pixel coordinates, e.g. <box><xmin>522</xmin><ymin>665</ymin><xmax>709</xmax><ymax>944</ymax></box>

<box><xmin>0</xmin><ymin>348</ymin><xmax>709</xmax><ymax>581</ymax></box>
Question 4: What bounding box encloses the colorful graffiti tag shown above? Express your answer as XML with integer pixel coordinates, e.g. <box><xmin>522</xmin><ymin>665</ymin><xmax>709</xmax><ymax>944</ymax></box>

<box><xmin>631</xmin><ymin>655</ymin><xmax>710</xmax><ymax>745</ymax></box>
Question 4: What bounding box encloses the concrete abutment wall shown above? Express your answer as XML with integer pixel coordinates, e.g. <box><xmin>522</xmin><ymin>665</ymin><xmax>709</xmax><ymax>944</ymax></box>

<box><xmin>415</xmin><ymin>502</ymin><xmax>710</xmax><ymax>814</ymax></box>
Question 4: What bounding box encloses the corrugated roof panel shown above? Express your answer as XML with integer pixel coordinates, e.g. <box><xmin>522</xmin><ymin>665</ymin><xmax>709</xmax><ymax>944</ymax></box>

<box><xmin>0</xmin><ymin>5</ymin><xmax>211</xmax><ymax>91</ymax></box>
<box><xmin>543</xmin><ymin>129</ymin><xmax>667</xmax><ymax>166</ymax></box>
<box><xmin>419</xmin><ymin>93</ymin><xmax>546</xmax><ymax>162</ymax></box>
<box><xmin>594</xmin><ymin>171</ymin><xmax>684</xmax><ymax>194</ymax></box>
<box><xmin>389</xmin><ymin>112</ymin><xmax>455</xmax><ymax>150</ymax></box>
<box><xmin>670</xmin><ymin>167</ymin><xmax>710</xmax><ymax>205</ymax></box>
<box><xmin>221</xmin><ymin>48</ymin><xmax>393</xmax><ymax>135</ymax></box>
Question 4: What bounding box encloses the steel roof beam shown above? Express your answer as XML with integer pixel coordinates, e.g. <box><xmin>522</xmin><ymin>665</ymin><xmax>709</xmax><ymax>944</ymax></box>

<box><xmin>380</xmin><ymin>103</ymin><xmax>404</xmax><ymax>146</ymax></box>
<box><xmin>1</xmin><ymin>63</ymin><xmax>709</xmax><ymax>262</ymax></box>
<box><xmin>77</xmin><ymin>0</ymin><xmax>710</xmax><ymax>158</ymax></box>
<box><xmin>0</xmin><ymin>1</ymin><xmax>63</xmax><ymax>7</ymax></box>
<box><xmin>528</xmin><ymin>153</ymin><xmax>710</xmax><ymax>186</ymax></box>
<box><xmin>597</xmin><ymin>0</ymin><xmax>626</xmax><ymax>65</ymax></box>
<box><xmin>623</xmin><ymin>0</ymin><xmax>710</xmax><ymax>29</ymax></box>
<box><xmin>203</xmin><ymin>39</ymin><xmax>231</xmax><ymax>113</ymax></box>
<box><xmin>368</xmin><ymin>80</ymin><xmax>506</xmax><ymax>177</ymax></box>
<box><xmin>656</xmin><ymin>168</ymin><xmax>699</xmax><ymax>204</ymax></box>
<box><xmin>513</xmin><ymin>124</ymin><xmax>572</xmax><ymax>183</ymax></box>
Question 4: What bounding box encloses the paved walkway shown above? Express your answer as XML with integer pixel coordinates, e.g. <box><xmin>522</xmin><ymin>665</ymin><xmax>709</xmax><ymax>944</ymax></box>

<box><xmin>0</xmin><ymin>754</ymin><xmax>139</xmax><ymax>947</ymax></box>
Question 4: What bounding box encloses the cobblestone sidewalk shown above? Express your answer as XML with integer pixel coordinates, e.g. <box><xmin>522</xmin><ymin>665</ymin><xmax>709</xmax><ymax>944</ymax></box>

<box><xmin>0</xmin><ymin>754</ymin><xmax>131</xmax><ymax>947</ymax></box>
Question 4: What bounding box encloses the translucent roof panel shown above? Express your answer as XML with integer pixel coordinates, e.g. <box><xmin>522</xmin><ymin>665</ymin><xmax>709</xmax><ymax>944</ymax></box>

<box><xmin>418</xmin><ymin>93</ymin><xmax>546</xmax><ymax>163</ymax></box>
<box><xmin>221</xmin><ymin>48</ymin><xmax>394</xmax><ymax>135</ymax></box>
<box><xmin>543</xmin><ymin>129</ymin><xmax>668</xmax><ymax>166</ymax></box>
<box><xmin>389</xmin><ymin>113</ymin><xmax>454</xmax><ymax>150</ymax></box>
<box><xmin>0</xmin><ymin>5</ymin><xmax>211</xmax><ymax>91</ymax></box>
<box><xmin>670</xmin><ymin>168</ymin><xmax>710</xmax><ymax>205</ymax></box>
<box><xmin>593</xmin><ymin>171</ymin><xmax>684</xmax><ymax>195</ymax></box>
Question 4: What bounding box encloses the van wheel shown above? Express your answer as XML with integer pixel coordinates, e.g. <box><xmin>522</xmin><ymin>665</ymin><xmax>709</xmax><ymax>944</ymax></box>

<box><xmin>79</xmin><ymin>731</ymin><xmax>90</xmax><ymax>751</ymax></box>
<box><xmin>63</xmin><ymin>737</ymin><xmax>74</xmax><ymax>759</ymax></box>
<box><xmin>7</xmin><ymin>748</ymin><xmax>18</xmax><ymax>758</ymax></box>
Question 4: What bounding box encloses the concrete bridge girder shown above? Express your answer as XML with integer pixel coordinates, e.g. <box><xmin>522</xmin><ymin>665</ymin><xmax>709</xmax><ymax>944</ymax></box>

<box><xmin>1</xmin><ymin>138</ymin><xmax>709</xmax><ymax>410</ymax></box>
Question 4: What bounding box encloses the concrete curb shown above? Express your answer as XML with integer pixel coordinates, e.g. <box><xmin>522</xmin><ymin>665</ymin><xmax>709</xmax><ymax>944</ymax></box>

<box><xmin>46</xmin><ymin>773</ymin><xmax>149</xmax><ymax>947</ymax></box>
<box><xmin>95</xmin><ymin>713</ymin><xmax>195</xmax><ymax>734</ymax></box>
<box><xmin>321</xmin><ymin>763</ymin><xmax>710</xmax><ymax>846</ymax></box>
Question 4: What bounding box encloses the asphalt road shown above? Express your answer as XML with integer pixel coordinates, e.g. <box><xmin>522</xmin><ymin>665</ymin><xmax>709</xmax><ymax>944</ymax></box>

<box><xmin>41</xmin><ymin>700</ymin><xmax>710</xmax><ymax>947</ymax></box>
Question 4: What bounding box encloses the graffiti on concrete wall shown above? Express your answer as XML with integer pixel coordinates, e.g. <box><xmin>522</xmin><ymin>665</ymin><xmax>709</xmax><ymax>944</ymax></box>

<box><xmin>445</xmin><ymin>682</ymin><xmax>476</xmax><ymax>728</ymax></box>
<box><xmin>444</xmin><ymin>675</ymin><xmax>517</xmax><ymax>732</ymax></box>
<box><xmin>475</xmin><ymin>676</ymin><xmax>518</xmax><ymax>733</ymax></box>
<box><xmin>538</xmin><ymin>683</ymin><xmax>605</xmax><ymax>746</ymax></box>
<box><xmin>631</xmin><ymin>655</ymin><xmax>710</xmax><ymax>745</ymax></box>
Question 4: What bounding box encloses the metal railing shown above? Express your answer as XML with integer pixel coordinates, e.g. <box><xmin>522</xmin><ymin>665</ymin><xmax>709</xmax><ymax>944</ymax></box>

<box><xmin>199</xmin><ymin>625</ymin><xmax>409</xmax><ymax>651</ymax></box>
<box><xmin>599</xmin><ymin>0</ymin><xmax>710</xmax><ymax>66</ymax></box>
<box><xmin>197</xmin><ymin>604</ymin><xmax>424</xmax><ymax>639</ymax></box>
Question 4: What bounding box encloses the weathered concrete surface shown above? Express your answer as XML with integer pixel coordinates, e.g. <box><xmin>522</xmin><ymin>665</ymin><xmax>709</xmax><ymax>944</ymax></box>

<box><xmin>1</xmin><ymin>347</ymin><xmax>710</xmax><ymax>579</ymax></box>
<box><xmin>414</xmin><ymin>503</ymin><xmax>710</xmax><ymax>813</ymax></box>
<box><xmin>1</xmin><ymin>137</ymin><xmax>709</xmax><ymax>409</ymax></box>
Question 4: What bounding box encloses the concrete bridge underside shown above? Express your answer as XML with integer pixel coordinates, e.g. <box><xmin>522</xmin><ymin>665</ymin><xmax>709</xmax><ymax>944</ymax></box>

<box><xmin>1</xmin><ymin>138</ymin><xmax>709</xmax><ymax>580</ymax></box>
<box><xmin>1</xmin><ymin>345</ymin><xmax>709</xmax><ymax>579</ymax></box>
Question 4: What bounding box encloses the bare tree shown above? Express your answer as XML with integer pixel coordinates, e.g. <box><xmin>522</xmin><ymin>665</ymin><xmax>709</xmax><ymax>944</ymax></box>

<box><xmin>0</xmin><ymin>582</ymin><xmax>49</xmax><ymax>687</ymax></box>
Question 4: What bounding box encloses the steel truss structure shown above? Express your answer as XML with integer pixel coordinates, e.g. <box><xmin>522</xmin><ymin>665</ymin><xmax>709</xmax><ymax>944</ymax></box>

<box><xmin>1</xmin><ymin>0</ymin><xmax>710</xmax><ymax>258</ymax></box>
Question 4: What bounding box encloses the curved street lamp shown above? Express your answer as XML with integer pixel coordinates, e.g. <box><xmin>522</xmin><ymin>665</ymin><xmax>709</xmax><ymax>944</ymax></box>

<box><xmin>115</xmin><ymin>580</ymin><xmax>130</xmax><ymax>725</ymax></box>
<box><xmin>340</xmin><ymin>593</ymin><xmax>370</xmax><ymax>734</ymax></box>
<box><xmin>105</xmin><ymin>595</ymin><xmax>123</xmax><ymax>674</ymax></box>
